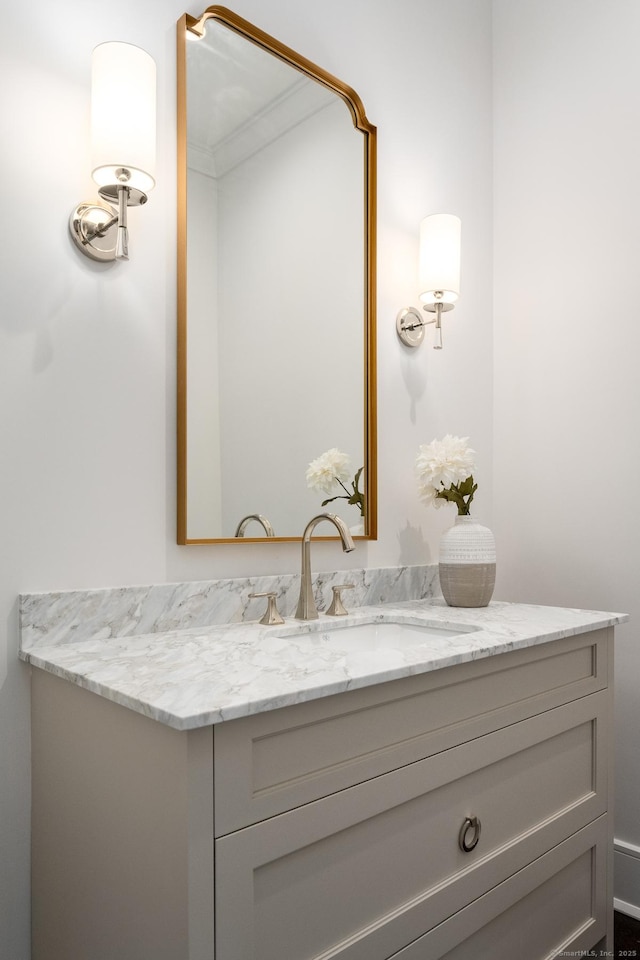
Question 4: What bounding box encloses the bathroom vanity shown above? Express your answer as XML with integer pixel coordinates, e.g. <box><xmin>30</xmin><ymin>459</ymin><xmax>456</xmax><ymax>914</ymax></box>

<box><xmin>21</xmin><ymin>589</ymin><xmax>625</xmax><ymax>960</ymax></box>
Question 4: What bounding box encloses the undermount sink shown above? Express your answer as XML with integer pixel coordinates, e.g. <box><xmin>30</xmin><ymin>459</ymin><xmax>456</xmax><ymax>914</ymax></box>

<box><xmin>279</xmin><ymin>617</ymin><xmax>479</xmax><ymax>653</ymax></box>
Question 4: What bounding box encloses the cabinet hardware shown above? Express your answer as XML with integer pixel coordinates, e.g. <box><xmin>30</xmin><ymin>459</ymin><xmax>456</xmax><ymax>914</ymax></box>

<box><xmin>459</xmin><ymin>815</ymin><xmax>481</xmax><ymax>852</ymax></box>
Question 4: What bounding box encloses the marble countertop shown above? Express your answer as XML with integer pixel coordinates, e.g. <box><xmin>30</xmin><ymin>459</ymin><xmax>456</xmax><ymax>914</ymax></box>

<box><xmin>19</xmin><ymin>598</ymin><xmax>627</xmax><ymax>730</ymax></box>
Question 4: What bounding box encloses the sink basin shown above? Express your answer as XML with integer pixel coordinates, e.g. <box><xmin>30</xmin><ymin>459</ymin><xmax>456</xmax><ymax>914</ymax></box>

<box><xmin>279</xmin><ymin>617</ymin><xmax>479</xmax><ymax>653</ymax></box>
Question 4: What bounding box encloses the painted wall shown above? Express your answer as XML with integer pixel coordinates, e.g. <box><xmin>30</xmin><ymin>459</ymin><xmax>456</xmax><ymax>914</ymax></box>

<box><xmin>493</xmin><ymin>0</ymin><xmax>640</xmax><ymax>915</ymax></box>
<box><xmin>0</xmin><ymin>0</ymin><xmax>493</xmax><ymax>953</ymax></box>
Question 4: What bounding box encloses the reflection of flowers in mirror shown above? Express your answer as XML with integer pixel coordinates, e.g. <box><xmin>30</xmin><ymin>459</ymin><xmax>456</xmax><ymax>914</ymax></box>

<box><xmin>306</xmin><ymin>448</ymin><xmax>365</xmax><ymax>517</ymax></box>
<box><xmin>416</xmin><ymin>434</ymin><xmax>477</xmax><ymax>516</ymax></box>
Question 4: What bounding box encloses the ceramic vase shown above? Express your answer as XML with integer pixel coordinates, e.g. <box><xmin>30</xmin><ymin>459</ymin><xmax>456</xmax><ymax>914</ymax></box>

<box><xmin>439</xmin><ymin>515</ymin><xmax>496</xmax><ymax>607</ymax></box>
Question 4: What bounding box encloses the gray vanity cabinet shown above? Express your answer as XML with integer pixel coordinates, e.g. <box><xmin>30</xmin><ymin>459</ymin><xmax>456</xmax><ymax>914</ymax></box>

<box><xmin>31</xmin><ymin>628</ymin><xmax>614</xmax><ymax>960</ymax></box>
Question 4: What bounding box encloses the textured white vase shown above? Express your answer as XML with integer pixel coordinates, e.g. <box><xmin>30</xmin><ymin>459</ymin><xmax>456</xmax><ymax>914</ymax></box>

<box><xmin>439</xmin><ymin>515</ymin><xmax>496</xmax><ymax>607</ymax></box>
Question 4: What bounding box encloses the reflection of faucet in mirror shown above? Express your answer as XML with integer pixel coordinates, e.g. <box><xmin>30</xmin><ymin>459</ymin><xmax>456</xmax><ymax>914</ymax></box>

<box><xmin>295</xmin><ymin>513</ymin><xmax>355</xmax><ymax>620</ymax></box>
<box><xmin>234</xmin><ymin>514</ymin><xmax>275</xmax><ymax>538</ymax></box>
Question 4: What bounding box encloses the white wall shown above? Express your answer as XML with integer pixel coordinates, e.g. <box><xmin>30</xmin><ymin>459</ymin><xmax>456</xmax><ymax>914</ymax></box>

<box><xmin>0</xmin><ymin>0</ymin><xmax>493</xmax><ymax>954</ymax></box>
<box><xmin>493</xmin><ymin>0</ymin><xmax>640</xmax><ymax>913</ymax></box>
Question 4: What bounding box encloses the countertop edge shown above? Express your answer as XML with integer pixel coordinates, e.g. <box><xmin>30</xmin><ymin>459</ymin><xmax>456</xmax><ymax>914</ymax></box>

<box><xmin>21</xmin><ymin>601</ymin><xmax>629</xmax><ymax>731</ymax></box>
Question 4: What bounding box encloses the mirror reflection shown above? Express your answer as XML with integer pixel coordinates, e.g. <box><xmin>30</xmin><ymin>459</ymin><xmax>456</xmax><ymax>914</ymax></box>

<box><xmin>177</xmin><ymin>7</ymin><xmax>376</xmax><ymax>542</ymax></box>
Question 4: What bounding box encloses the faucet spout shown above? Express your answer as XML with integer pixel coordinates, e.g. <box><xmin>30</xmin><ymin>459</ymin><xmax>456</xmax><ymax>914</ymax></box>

<box><xmin>295</xmin><ymin>513</ymin><xmax>355</xmax><ymax>620</ymax></box>
<box><xmin>234</xmin><ymin>514</ymin><xmax>275</xmax><ymax>537</ymax></box>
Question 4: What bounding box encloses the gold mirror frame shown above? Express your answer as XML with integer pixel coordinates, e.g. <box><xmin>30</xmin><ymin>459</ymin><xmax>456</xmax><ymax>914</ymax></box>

<box><xmin>176</xmin><ymin>6</ymin><xmax>377</xmax><ymax>544</ymax></box>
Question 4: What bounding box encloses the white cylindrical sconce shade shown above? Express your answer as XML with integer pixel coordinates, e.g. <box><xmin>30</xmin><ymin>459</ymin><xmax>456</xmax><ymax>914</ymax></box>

<box><xmin>418</xmin><ymin>214</ymin><xmax>461</xmax><ymax>305</ymax></box>
<box><xmin>91</xmin><ymin>42</ymin><xmax>156</xmax><ymax>194</ymax></box>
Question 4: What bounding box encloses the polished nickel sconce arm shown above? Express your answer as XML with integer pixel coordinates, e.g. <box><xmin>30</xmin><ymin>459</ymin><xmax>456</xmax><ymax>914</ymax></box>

<box><xmin>69</xmin><ymin>178</ymin><xmax>148</xmax><ymax>263</ymax></box>
<box><xmin>396</xmin><ymin>296</ymin><xmax>455</xmax><ymax>351</ymax></box>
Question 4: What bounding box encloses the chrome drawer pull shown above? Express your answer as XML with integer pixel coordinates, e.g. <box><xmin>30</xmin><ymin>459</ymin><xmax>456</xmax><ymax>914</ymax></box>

<box><xmin>459</xmin><ymin>816</ymin><xmax>481</xmax><ymax>852</ymax></box>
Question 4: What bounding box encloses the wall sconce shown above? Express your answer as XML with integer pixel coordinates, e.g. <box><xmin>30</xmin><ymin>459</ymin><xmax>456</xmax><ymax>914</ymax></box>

<box><xmin>69</xmin><ymin>42</ymin><xmax>157</xmax><ymax>262</ymax></box>
<box><xmin>396</xmin><ymin>213</ymin><xmax>461</xmax><ymax>350</ymax></box>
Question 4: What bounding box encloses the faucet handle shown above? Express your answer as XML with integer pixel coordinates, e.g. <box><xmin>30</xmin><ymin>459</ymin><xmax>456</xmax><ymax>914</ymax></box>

<box><xmin>248</xmin><ymin>592</ymin><xmax>285</xmax><ymax>625</ymax></box>
<box><xmin>326</xmin><ymin>584</ymin><xmax>354</xmax><ymax>617</ymax></box>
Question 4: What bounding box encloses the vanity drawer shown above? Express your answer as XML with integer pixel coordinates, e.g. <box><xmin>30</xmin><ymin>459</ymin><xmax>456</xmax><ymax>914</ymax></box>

<box><xmin>214</xmin><ymin>692</ymin><xmax>607</xmax><ymax>960</ymax></box>
<box><xmin>213</xmin><ymin>629</ymin><xmax>609</xmax><ymax>834</ymax></box>
<box><xmin>389</xmin><ymin>815</ymin><xmax>608</xmax><ymax>960</ymax></box>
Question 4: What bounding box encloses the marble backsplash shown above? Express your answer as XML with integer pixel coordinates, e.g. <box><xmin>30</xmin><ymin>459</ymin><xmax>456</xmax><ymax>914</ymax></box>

<box><xmin>20</xmin><ymin>564</ymin><xmax>440</xmax><ymax>652</ymax></box>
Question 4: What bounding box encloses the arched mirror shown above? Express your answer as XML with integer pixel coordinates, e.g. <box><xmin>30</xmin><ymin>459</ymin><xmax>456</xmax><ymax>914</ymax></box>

<box><xmin>177</xmin><ymin>6</ymin><xmax>377</xmax><ymax>543</ymax></box>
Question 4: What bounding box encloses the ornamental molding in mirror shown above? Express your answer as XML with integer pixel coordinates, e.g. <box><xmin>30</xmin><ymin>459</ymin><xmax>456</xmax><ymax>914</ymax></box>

<box><xmin>177</xmin><ymin>6</ymin><xmax>377</xmax><ymax>543</ymax></box>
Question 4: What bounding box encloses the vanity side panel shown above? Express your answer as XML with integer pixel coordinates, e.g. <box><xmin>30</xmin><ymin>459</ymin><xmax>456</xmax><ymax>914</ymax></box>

<box><xmin>31</xmin><ymin>670</ymin><xmax>214</xmax><ymax>960</ymax></box>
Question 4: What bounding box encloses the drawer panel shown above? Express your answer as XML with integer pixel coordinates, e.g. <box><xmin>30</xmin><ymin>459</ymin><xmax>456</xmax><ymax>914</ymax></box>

<box><xmin>215</xmin><ymin>693</ymin><xmax>607</xmax><ymax>960</ymax></box>
<box><xmin>214</xmin><ymin>629</ymin><xmax>609</xmax><ymax>834</ymax></box>
<box><xmin>391</xmin><ymin>816</ymin><xmax>608</xmax><ymax>960</ymax></box>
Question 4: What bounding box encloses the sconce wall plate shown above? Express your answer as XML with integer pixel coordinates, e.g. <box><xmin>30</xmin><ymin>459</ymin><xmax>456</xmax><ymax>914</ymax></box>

<box><xmin>69</xmin><ymin>200</ymin><xmax>119</xmax><ymax>262</ymax></box>
<box><xmin>396</xmin><ymin>303</ymin><xmax>454</xmax><ymax>348</ymax></box>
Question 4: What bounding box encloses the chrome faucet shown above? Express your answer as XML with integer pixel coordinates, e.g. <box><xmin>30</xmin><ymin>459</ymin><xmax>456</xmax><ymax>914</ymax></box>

<box><xmin>295</xmin><ymin>513</ymin><xmax>355</xmax><ymax>620</ymax></box>
<box><xmin>234</xmin><ymin>514</ymin><xmax>275</xmax><ymax>537</ymax></box>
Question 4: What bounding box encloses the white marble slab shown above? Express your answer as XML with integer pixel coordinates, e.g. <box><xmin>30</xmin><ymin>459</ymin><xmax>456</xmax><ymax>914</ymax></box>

<box><xmin>20</xmin><ymin>595</ymin><xmax>627</xmax><ymax>731</ymax></box>
<box><xmin>19</xmin><ymin>564</ymin><xmax>440</xmax><ymax>651</ymax></box>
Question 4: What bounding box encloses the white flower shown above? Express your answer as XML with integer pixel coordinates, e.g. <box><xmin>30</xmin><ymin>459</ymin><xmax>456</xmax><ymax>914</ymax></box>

<box><xmin>416</xmin><ymin>434</ymin><xmax>475</xmax><ymax>492</ymax></box>
<box><xmin>306</xmin><ymin>448</ymin><xmax>352</xmax><ymax>495</ymax></box>
<box><xmin>417</xmin><ymin>481</ymin><xmax>438</xmax><ymax>506</ymax></box>
<box><xmin>416</xmin><ymin>434</ymin><xmax>478</xmax><ymax>514</ymax></box>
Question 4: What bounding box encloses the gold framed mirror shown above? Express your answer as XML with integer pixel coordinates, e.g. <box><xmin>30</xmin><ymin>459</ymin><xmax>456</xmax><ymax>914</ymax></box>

<box><xmin>177</xmin><ymin>6</ymin><xmax>376</xmax><ymax>543</ymax></box>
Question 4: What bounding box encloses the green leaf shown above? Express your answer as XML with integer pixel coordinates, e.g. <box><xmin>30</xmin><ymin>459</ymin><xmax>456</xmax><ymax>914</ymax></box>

<box><xmin>457</xmin><ymin>475</ymin><xmax>475</xmax><ymax>497</ymax></box>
